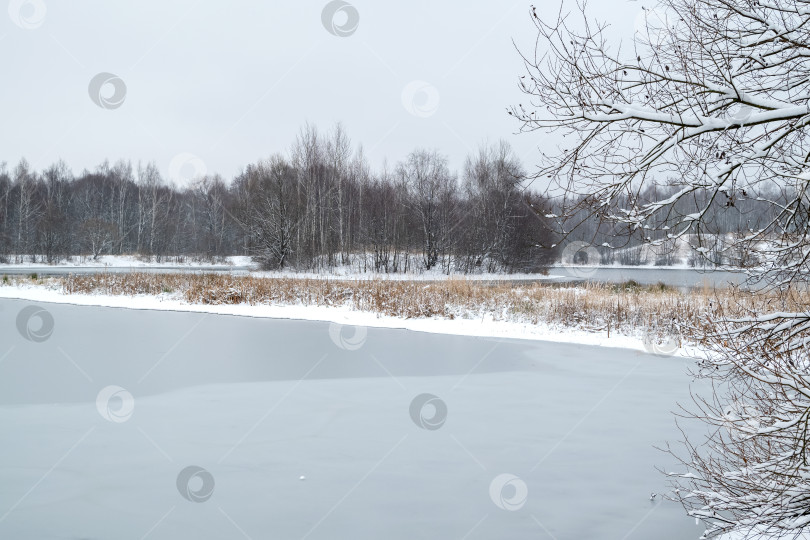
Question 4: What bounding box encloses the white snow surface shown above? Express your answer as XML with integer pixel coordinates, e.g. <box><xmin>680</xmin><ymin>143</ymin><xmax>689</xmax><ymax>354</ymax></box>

<box><xmin>0</xmin><ymin>297</ymin><xmax>703</xmax><ymax>539</ymax></box>
<box><xmin>0</xmin><ymin>351</ymin><xmax>696</xmax><ymax>539</ymax></box>
<box><xmin>0</xmin><ymin>253</ymin><xmax>735</xmax><ymax>276</ymax></box>
<box><xmin>0</xmin><ymin>255</ymin><xmax>571</xmax><ymax>281</ymax></box>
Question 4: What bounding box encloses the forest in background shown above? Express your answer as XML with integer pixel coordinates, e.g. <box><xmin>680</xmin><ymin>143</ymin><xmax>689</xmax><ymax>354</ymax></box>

<box><xmin>0</xmin><ymin>123</ymin><xmax>786</xmax><ymax>273</ymax></box>
<box><xmin>0</xmin><ymin>124</ymin><xmax>557</xmax><ymax>273</ymax></box>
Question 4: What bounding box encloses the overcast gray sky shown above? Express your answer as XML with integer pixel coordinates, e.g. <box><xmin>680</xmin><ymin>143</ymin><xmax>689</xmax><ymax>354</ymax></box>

<box><xmin>1</xmin><ymin>0</ymin><xmax>643</xmax><ymax>183</ymax></box>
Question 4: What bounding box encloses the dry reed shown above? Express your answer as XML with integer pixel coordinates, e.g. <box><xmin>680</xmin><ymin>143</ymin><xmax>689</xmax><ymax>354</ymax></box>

<box><xmin>6</xmin><ymin>272</ymin><xmax>795</xmax><ymax>342</ymax></box>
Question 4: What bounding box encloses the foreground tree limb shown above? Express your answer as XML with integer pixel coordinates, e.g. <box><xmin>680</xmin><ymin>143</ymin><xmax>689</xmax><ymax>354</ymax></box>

<box><xmin>515</xmin><ymin>0</ymin><xmax>810</xmax><ymax>536</ymax></box>
<box><xmin>514</xmin><ymin>0</ymin><xmax>810</xmax><ymax>286</ymax></box>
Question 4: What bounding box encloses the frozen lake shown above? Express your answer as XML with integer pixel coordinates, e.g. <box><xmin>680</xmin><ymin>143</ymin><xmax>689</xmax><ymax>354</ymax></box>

<box><xmin>0</xmin><ymin>299</ymin><xmax>705</xmax><ymax>539</ymax></box>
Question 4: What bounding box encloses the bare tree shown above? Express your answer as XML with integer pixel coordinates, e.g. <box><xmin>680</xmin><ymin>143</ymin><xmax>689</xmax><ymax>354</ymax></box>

<box><xmin>462</xmin><ymin>141</ymin><xmax>525</xmax><ymax>271</ymax></box>
<box><xmin>78</xmin><ymin>218</ymin><xmax>117</xmax><ymax>259</ymax></box>
<box><xmin>0</xmin><ymin>125</ymin><xmax>555</xmax><ymax>273</ymax></box>
<box><xmin>191</xmin><ymin>175</ymin><xmax>228</xmax><ymax>256</ymax></box>
<box><xmin>39</xmin><ymin>160</ymin><xmax>72</xmax><ymax>262</ymax></box>
<box><xmin>136</xmin><ymin>162</ymin><xmax>172</xmax><ymax>257</ymax></box>
<box><xmin>514</xmin><ymin>0</ymin><xmax>810</xmax><ymax>535</ymax></box>
<box><xmin>12</xmin><ymin>158</ymin><xmax>41</xmax><ymax>261</ymax></box>
<box><xmin>398</xmin><ymin>150</ymin><xmax>456</xmax><ymax>270</ymax></box>
<box><xmin>0</xmin><ymin>163</ymin><xmax>11</xmax><ymax>257</ymax></box>
<box><xmin>110</xmin><ymin>160</ymin><xmax>134</xmax><ymax>255</ymax></box>
<box><xmin>236</xmin><ymin>156</ymin><xmax>300</xmax><ymax>269</ymax></box>
<box><xmin>325</xmin><ymin>123</ymin><xmax>352</xmax><ymax>264</ymax></box>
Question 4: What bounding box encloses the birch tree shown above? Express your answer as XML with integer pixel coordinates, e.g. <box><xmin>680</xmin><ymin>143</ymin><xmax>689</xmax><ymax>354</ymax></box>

<box><xmin>12</xmin><ymin>159</ymin><xmax>40</xmax><ymax>261</ymax></box>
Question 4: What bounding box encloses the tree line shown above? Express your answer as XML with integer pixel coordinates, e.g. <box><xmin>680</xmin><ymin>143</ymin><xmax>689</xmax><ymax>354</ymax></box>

<box><xmin>555</xmin><ymin>180</ymin><xmax>786</xmax><ymax>268</ymax></box>
<box><xmin>0</xmin><ymin>125</ymin><xmax>557</xmax><ymax>273</ymax></box>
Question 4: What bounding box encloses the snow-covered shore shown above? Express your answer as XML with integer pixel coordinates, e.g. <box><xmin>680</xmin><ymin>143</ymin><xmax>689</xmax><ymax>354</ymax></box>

<box><xmin>0</xmin><ymin>254</ymin><xmax>254</xmax><ymax>269</ymax></box>
<box><xmin>0</xmin><ymin>283</ymin><xmax>695</xmax><ymax>355</ymax></box>
<box><xmin>0</xmin><ymin>253</ymin><xmax>739</xmax><ymax>277</ymax></box>
<box><xmin>0</xmin><ymin>255</ymin><xmax>569</xmax><ymax>282</ymax></box>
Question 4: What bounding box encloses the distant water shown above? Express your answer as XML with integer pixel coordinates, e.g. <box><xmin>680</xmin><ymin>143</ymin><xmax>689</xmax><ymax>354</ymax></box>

<box><xmin>551</xmin><ymin>266</ymin><xmax>746</xmax><ymax>288</ymax></box>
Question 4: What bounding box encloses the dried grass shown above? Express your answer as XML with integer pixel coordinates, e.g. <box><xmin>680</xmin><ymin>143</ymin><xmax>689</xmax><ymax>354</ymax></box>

<box><xmin>12</xmin><ymin>272</ymin><xmax>799</xmax><ymax>342</ymax></box>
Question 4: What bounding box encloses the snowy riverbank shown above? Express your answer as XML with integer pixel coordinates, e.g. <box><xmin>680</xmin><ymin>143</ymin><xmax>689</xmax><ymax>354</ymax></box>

<box><xmin>0</xmin><ymin>281</ymin><xmax>697</xmax><ymax>357</ymax></box>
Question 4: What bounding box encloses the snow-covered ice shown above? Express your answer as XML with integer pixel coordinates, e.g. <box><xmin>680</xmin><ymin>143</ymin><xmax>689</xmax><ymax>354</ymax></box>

<box><xmin>0</xmin><ymin>298</ymin><xmax>706</xmax><ymax>538</ymax></box>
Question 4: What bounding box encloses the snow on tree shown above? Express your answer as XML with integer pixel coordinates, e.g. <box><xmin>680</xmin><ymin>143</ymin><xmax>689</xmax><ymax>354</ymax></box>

<box><xmin>514</xmin><ymin>0</ymin><xmax>810</xmax><ymax>536</ymax></box>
